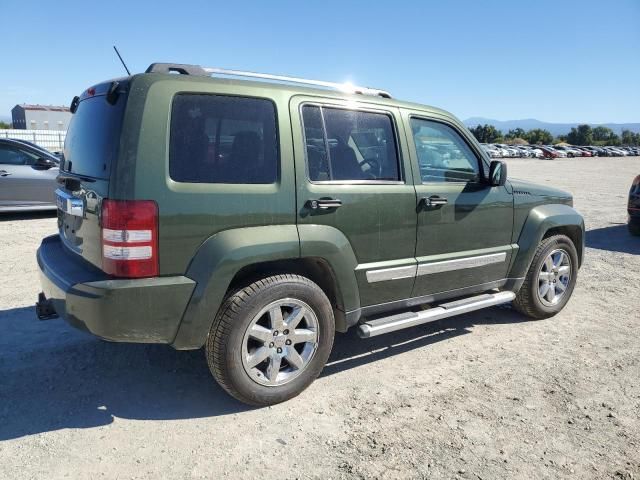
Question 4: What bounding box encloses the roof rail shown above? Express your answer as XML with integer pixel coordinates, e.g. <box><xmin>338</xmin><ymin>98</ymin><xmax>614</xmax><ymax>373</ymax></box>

<box><xmin>145</xmin><ymin>63</ymin><xmax>391</xmax><ymax>98</ymax></box>
<box><xmin>203</xmin><ymin>67</ymin><xmax>392</xmax><ymax>98</ymax></box>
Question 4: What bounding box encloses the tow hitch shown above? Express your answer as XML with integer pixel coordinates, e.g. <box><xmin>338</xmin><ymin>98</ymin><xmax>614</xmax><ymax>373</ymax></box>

<box><xmin>35</xmin><ymin>292</ymin><xmax>59</xmax><ymax>320</ymax></box>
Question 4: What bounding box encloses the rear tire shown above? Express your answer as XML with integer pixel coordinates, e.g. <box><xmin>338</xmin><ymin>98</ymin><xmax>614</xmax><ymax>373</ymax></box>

<box><xmin>205</xmin><ymin>274</ymin><xmax>335</xmax><ymax>406</ymax></box>
<box><xmin>629</xmin><ymin>221</ymin><xmax>640</xmax><ymax>236</ymax></box>
<box><xmin>514</xmin><ymin>235</ymin><xmax>579</xmax><ymax>319</ymax></box>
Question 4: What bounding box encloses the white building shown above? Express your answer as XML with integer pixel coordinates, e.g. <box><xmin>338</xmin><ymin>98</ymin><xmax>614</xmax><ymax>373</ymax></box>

<box><xmin>11</xmin><ymin>104</ymin><xmax>71</xmax><ymax>130</ymax></box>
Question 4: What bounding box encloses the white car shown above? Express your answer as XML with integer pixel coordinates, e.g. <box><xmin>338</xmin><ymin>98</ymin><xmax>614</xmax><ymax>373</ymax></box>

<box><xmin>481</xmin><ymin>144</ymin><xmax>501</xmax><ymax>158</ymax></box>
<box><xmin>529</xmin><ymin>148</ymin><xmax>544</xmax><ymax>158</ymax></box>
<box><xmin>516</xmin><ymin>146</ymin><xmax>533</xmax><ymax>157</ymax></box>
<box><xmin>506</xmin><ymin>148</ymin><xmax>520</xmax><ymax>157</ymax></box>
<box><xmin>564</xmin><ymin>147</ymin><xmax>584</xmax><ymax>157</ymax></box>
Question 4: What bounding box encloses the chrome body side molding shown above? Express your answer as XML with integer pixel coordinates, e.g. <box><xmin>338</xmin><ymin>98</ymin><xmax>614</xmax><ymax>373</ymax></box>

<box><xmin>365</xmin><ymin>252</ymin><xmax>508</xmax><ymax>284</ymax></box>
<box><xmin>366</xmin><ymin>265</ymin><xmax>417</xmax><ymax>284</ymax></box>
<box><xmin>416</xmin><ymin>252</ymin><xmax>507</xmax><ymax>276</ymax></box>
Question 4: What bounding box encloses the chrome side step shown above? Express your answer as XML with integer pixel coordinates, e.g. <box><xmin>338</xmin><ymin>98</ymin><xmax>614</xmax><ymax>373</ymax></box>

<box><xmin>357</xmin><ymin>291</ymin><xmax>515</xmax><ymax>338</ymax></box>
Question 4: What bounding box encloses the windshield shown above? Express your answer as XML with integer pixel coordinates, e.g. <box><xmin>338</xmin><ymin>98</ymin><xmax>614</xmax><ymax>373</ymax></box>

<box><xmin>62</xmin><ymin>92</ymin><xmax>127</xmax><ymax>179</ymax></box>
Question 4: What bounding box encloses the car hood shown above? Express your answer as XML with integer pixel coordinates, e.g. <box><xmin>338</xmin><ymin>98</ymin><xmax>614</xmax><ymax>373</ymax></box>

<box><xmin>509</xmin><ymin>178</ymin><xmax>573</xmax><ymax>205</ymax></box>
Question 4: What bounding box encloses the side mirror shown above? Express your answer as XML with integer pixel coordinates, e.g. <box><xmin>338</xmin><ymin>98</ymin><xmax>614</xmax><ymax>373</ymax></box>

<box><xmin>33</xmin><ymin>157</ymin><xmax>56</xmax><ymax>170</ymax></box>
<box><xmin>489</xmin><ymin>160</ymin><xmax>507</xmax><ymax>186</ymax></box>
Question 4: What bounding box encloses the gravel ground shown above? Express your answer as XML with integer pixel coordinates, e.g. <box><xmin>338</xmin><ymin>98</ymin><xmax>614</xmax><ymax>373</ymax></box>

<box><xmin>1</xmin><ymin>156</ymin><xmax>639</xmax><ymax>479</ymax></box>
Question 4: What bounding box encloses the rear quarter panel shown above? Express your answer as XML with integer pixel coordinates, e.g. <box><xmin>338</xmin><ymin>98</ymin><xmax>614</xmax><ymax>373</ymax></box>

<box><xmin>121</xmin><ymin>76</ymin><xmax>297</xmax><ymax>275</ymax></box>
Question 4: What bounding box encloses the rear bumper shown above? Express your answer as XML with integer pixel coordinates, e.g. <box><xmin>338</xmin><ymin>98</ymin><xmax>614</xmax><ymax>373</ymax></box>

<box><xmin>36</xmin><ymin>235</ymin><xmax>196</xmax><ymax>344</ymax></box>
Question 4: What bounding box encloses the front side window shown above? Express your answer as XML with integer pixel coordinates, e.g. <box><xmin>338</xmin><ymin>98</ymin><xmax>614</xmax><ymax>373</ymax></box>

<box><xmin>301</xmin><ymin>105</ymin><xmax>400</xmax><ymax>182</ymax></box>
<box><xmin>410</xmin><ymin>118</ymin><xmax>480</xmax><ymax>183</ymax></box>
<box><xmin>0</xmin><ymin>145</ymin><xmax>38</xmax><ymax>166</ymax></box>
<box><xmin>170</xmin><ymin>94</ymin><xmax>278</xmax><ymax>184</ymax></box>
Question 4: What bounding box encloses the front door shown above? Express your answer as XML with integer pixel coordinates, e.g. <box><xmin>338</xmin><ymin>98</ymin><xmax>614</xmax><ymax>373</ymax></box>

<box><xmin>403</xmin><ymin>112</ymin><xmax>515</xmax><ymax>299</ymax></box>
<box><xmin>0</xmin><ymin>143</ymin><xmax>57</xmax><ymax>208</ymax></box>
<box><xmin>290</xmin><ymin>97</ymin><xmax>417</xmax><ymax>308</ymax></box>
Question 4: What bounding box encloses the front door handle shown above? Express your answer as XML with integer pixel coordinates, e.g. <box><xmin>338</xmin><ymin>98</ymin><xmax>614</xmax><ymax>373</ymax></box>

<box><xmin>421</xmin><ymin>195</ymin><xmax>448</xmax><ymax>207</ymax></box>
<box><xmin>307</xmin><ymin>198</ymin><xmax>343</xmax><ymax>210</ymax></box>
<box><xmin>0</xmin><ymin>170</ymin><xmax>11</xmax><ymax>177</ymax></box>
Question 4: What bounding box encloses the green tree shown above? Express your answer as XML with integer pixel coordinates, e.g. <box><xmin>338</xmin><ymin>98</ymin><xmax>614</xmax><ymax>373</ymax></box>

<box><xmin>505</xmin><ymin>128</ymin><xmax>526</xmax><ymax>140</ymax></box>
<box><xmin>566</xmin><ymin>124</ymin><xmax>593</xmax><ymax>145</ymax></box>
<box><xmin>592</xmin><ymin>126</ymin><xmax>615</xmax><ymax>142</ymax></box>
<box><xmin>469</xmin><ymin>124</ymin><xmax>503</xmax><ymax>143</ymax></box>
<box><xmin>621</xmin><ymin>129</ymin><xmax>640</xmax><ymax>146</ymax></box>
<box><xmin>526</xmin><ymin>129</ymin><xmax>553</xmax><ymax>145</ymax></box>
<box><xmin>0</xmin><ymin>121</ymin><xmax>12</xmax><ymax>129</ymax></box>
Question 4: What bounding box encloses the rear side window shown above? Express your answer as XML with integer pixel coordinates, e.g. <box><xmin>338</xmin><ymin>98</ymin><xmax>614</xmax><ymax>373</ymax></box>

<box><xmin>170</xmin><ymin>94</ymin><xmax>278</xmax><ymax>184</ymax></box>
<box><xmin>63</xmin><ymin>94</ymin><xmax>126</xmax><ymax>179</ymax></box>
<box><xmin>301</xmin><ymin>105</ymin><xmax>400</xmax><ymax>182</ymax></box>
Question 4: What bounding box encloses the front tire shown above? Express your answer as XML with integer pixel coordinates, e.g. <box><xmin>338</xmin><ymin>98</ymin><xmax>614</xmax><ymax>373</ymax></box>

<box><xmin>629</xmin><ymin>220</ymin><xmax>640</xmax><ymax>236</ymax></box>
<box><xmin>514</xmin><ymin>235</ymin><xmax>579</xmax><ymax>319</ymax></box>
<box><xmin>206</xmin><ymin>274</ymin><xmax>335</xmax><ymax>406</ymax></box>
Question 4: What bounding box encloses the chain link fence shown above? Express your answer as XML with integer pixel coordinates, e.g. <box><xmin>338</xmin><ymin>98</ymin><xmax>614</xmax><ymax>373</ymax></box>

<box><xmin>0</xmin><ymin>129</ymin><xmax>66</xmax><ymax>152</ymax></box>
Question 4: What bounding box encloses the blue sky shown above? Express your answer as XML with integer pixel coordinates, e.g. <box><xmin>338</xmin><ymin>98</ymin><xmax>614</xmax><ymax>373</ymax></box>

<box><xmin>2</xmin><ymin>0</ymin><xmax>639</xmax><ymax>123</ymax></box>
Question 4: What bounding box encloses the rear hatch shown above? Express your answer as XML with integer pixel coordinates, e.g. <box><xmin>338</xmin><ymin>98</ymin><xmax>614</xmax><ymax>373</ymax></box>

<box><xmin>56</xmin><ymin>80</ymin><xmax>129</xmax><ymax>270</ymax></box>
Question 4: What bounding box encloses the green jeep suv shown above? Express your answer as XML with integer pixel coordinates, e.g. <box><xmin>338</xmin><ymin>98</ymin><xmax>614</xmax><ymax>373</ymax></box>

<box><xmin>36</xmin><ymin>63</ymin><xmax>584</xmax><ymax>406</ymax></box>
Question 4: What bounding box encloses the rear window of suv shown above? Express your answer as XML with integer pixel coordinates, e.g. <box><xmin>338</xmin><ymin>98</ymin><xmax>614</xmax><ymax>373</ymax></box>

<box><xmin>63</xmin><ymin>93</ymin><xmax>127</xmax><ymax>179</ymax></box>
<box><xmin>169</xmin><ymin>94</ymin><xmax>278</xmax><ymax>184</ymax></box>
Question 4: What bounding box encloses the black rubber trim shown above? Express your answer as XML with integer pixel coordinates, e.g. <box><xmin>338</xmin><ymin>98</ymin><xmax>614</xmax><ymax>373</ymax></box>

<box><xmin>145</xmin><ymin>63</ymin><xmax>208</xmax><ymax>76</ymax></box>
<box><xmin>37</xmin><ymin>235</ymin><xmax>108</xmax><ymax>291</ymax></box>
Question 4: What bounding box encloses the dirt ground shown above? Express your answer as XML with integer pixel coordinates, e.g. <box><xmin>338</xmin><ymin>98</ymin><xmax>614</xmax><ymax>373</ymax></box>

<box><xmin>1</xmin><ymin>156</ymin><xmax>639</xmax><ymax>480</ymax></box>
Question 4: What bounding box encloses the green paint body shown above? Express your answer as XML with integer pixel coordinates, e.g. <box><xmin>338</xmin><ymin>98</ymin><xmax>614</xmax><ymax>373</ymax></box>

<box><xmin>37</xmin><ymin>72</ymin><xmax>584</xmax><ymax>349</ymax></box>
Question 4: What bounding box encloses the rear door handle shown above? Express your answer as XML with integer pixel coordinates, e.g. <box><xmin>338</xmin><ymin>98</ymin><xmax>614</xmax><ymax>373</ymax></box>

<box><xmin>0</xmin><ymin>170</ymin><xmax>11</xmax><ymax>177</ymax></box>
<box><xmin>420</xmin><ymin>195</ymin><xmax>448</xmax><ymax>207</ymax></box>
<box><xmin>307</xmin><ymin>198</ymin><xmax>343</xmax><ymax>210</ymax></box>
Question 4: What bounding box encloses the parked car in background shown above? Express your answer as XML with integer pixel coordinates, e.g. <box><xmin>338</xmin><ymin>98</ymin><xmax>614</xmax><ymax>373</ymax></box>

<box><xmin>606</xmin><ymin>147</ymin><xmax>628</xmax><ymax>156</ymax></box>
<box><xmin>554</xmin><ymin>146</ymin><xmax>582</xmax><ymax>157</ymax></box>
<box><xmin>574</xmin><ymin>147</ymin><xmax>592</xmax><ymax>157</ymax></box>
<box><xmin>540</xmin><ymin>146</ymin><xmax>566</xmax><ymax>159</ymax></box>
<box><xmin>481</xmin><ymin>144</ymin><xmax>501</xmax><ymax>158</ymax></box>
<box><xmin>9</xmin><ymin>139</ymin><xmax>62</xmax><ymax>159</ymax></box>
<box><xmin>583</xmin><ymin>146</ymin><xmax>603</xmax><ymax>156</ymax></box>
<box><xmin>554</xmin><ymin>146</ymin><xmax>573</xmax><ymax>157</ymax></box>
<box><xmin>492</xmin><ymin>145</ymin><xmax>511</xmax><ymax>157</ymax></box>
<box><xmin>515</xmin><ymin>146</ymin><xmax>532</xmax><ymax>157</ymax></box>
<box><xmin>538</xmin><ymin>147</ymin><xmax>557</xmax><ymax>159</ymax></box>
<box><xmin>0</xmin><ymin>138</ymin><xmax>59</xmax><ymax>212</ymax></box>
<box><xmin>629</xmin><ymin>175</ymin><xmax>640</xmax><ymax>236</ymax></box>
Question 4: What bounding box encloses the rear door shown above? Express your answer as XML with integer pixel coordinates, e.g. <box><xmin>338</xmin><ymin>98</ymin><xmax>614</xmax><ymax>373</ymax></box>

<box><xmin>403</xmin><ymin>111</ymin><xmax>515</xmax><ymax>298</ymax></box>
<box><xmin>291</xmin><ymin>96</ymin><xmax>417</xmax><ymax>307</ymax></box>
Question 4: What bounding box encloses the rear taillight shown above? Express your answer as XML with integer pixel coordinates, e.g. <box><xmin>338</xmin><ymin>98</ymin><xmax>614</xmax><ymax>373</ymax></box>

<box><xmin>101</xmin><ymin>199</ymin><xmax>159</xmax><ymax>278</ymax></box>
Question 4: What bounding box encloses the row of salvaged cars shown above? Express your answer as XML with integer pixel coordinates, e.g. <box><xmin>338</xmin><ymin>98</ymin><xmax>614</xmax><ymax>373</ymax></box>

<box><xmin>482</xmin><ymin>144</ymin><xmax>640</xmax><ymax>159</ymax></box>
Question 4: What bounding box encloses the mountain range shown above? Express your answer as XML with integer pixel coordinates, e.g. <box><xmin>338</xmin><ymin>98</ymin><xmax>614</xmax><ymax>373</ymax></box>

<box><xmin>463</xmin><ymin>117</ymin><xmax>640</xmax><ymax>136</ymax></box>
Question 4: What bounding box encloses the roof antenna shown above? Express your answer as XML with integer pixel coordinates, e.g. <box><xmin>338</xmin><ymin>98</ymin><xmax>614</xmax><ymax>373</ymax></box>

<box><xmin>113</xmin><ymin>45</ymin><xmax>131</xmax><ymax>75</ymax></box>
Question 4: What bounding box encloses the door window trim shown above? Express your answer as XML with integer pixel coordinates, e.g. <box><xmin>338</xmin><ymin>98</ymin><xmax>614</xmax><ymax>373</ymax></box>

<box><xmin>299</xmin><ymin>102</ymin><xmax>406</xmax><ymax>185</ymax></box>
<box><xmin>408</xmin><ymin>115</ymin><xmax>489</xmax><ymax>185</ymax></box>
